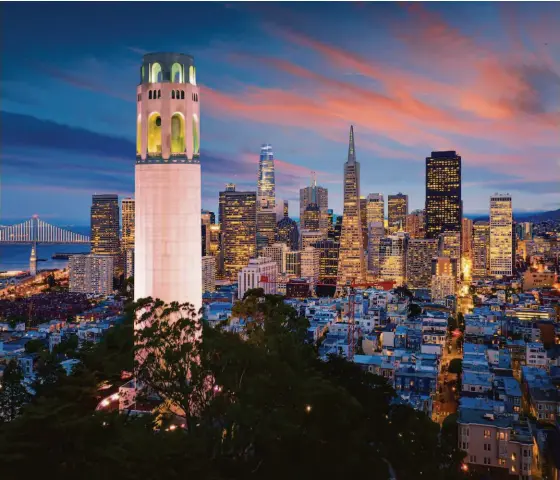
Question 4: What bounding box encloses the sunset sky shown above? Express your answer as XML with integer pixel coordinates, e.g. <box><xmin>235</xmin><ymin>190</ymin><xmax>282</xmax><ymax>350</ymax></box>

<box><xmin>2</xmin><ymin>2</ymin><xmax>559</xmax><ymax>224</ymax></box>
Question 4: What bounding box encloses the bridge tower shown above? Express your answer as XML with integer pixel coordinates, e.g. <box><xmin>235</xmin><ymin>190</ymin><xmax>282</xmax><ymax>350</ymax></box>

<box><xmin>134</xmin><ymin>53</ymin><xmax>202</xmax><ymax>310</ymax></box>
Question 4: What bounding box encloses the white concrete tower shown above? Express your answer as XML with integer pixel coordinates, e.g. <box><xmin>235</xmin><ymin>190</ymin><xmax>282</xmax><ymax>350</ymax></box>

<box><xmin>135</xmin><ymin>53</ymin><xmax>202</xmax><ymax>310</ymax></box>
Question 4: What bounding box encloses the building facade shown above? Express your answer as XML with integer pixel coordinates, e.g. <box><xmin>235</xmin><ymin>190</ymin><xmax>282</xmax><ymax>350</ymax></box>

<box><xmin>69</xmin><ymin>254</ymin><xmax>114</xmax><ymax>296</ymax></box>
<box><xmin>134</xmin><ymin>53</ymin><xmax>202</xmax><ymax>308</ymax></box>
<box><xmin>490</xmin><ymin>194</ymin><xmax>513</xmax><ymax>277</ymax></box>
<box><xmin>237</xmin><ymin>257</ymin><xmax>277</xmax><ymax>299</ymax></box>
<box><xmin>431</xmin><ymin>257</ymin><xmax>457</xmax><ymax>303</ymax></box>
<box><xmin>263</xmin><ymin>242</ymin><xmax>290</xmax><ymax>274</ymax></box>
<box><xmin>301</xmin><ymin>246</ymin><xmax>321</xmax><ymax>285</ymax></box>
<box><xmin>336</xmin><ymin>126</ymin><xmax>365</xmax><ymax>290</ymax></box>
<box><xmin>91</xmin><ymin>194</ymin><xmax>120</xmax><ymax>258</ymax></box>
<box><xmin>202</xmin><ymin>255</ymin><xmax>216</xmax><ymax>293</ymax></box>
<box><xmin>276</xmin><ymin>216</ymin><xmax>299</xmax><ymax>251</ymax></box>
<box><xmin>300</xmin><ymin>229</ymin><xmax>327</xmax><ymax>250</ymax></box>
<box><xmin>283</xmin><ymin>250</ymin><xmax>302</xmax><ymax>276</ymax></box>
<box><xmin>257</xmin><ymin>144</ymin><xmax>275</xmax><ymax>209</ymax></box>
<box><xmin>406</xmin><ymin>209</ymin><xmax>425</xmax><ymax>239</ymax></box>
<box><xmin>300</xmin><ymin>175</ymin><xmax>328</xmax><ymax>234</ymax></box>
<box><xmin>121</xmin><ymin>197</ymin><xmax>135</xmax><ymax>251</ymax></box>
<box><xmin>388</xmin><ymin>193</ymin><xmax>408</xmax><ymax>234</ymax></box>
<box><xmin>379</xmin><ymin>232</ymin><xmax>408</xmax><ymax>286</ymax></box>
<box><xmin>439</xmin><ymin>230</ymin><xmax>462</xmax><ymax>275</ymax></box>
<box><xmin>311</xmin><ymin>239</ymin><xmax>339</xmax><ymax>282</ymax></box>
<box><xmin>366</xmin><ymin>193</ymin><xmax>385</xmax><ymax>226</ymax></box>
<box><xmin>473</xmin><ymin>221</ymin><xmax>490</xmax><ymax>278</ymax></box>
<box><xmin>425</xmin><ymin>151</ymin><xmax>462</xmax><ymax>239</ymax></box>
<box><xmin>406</xmin><ymin>238</ymin><xmax>439</xmax><ymax>289</ymax></box>
<box><xmin>256</xmin><ymin>208</ymin><xmax>277</xmax><ymax>255</ymax></box>
<box><xmin>221</xmin><ymin>187</ymin><xmax>257</xmax><ymax>279</ymax></box>
<box><xmin>367</xmin><ymin>222</ymin><xmax>385</xmax><ymax>275</ymax></box>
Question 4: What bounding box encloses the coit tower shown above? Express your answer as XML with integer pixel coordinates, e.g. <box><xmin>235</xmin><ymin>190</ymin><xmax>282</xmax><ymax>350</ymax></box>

<box><xmin>135</xmin><ymin>53</ymin><xmax>202</xmax><ymax>311</ymax></box>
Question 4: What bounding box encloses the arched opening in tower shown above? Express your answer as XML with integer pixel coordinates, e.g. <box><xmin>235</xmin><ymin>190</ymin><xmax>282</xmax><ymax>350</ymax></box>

<box><xmin>151</xmin><ymin>62</ymin><xmax>162</xmax><ymax>83</ymax></box>
<box><xmin>171</xmin><ymin>113</ymin><xmax>185</xmax><ymax>154</ymax></box>
<box><xmin>148</xmin><ymin>112</ymin><xmax>162</xmax><ymax>155</ymax></box>
<box><xmin>136</xmin><ymin>114</ymin><xmax>142</xmax><ymax>154</ymax></box>
<box><xmin>192</xmin><ymin>114</ymin><xmax>200</xmax><ymax>155</ymax></box>
<box><xmin>171</xmin><ymin>63</ymin><xmax>183</xmax><ymax>83</ymax></box>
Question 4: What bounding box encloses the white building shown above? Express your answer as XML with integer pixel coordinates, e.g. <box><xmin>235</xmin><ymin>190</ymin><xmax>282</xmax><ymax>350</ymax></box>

<box><xmin>263</xmin><ymin>242</ymin><xmax>289</xmax><ymax>274</ymax></box>
<box><xmin>69</xmin><ymin>254</ymin><xmax>114</xmax><ymax>295</ymax></box>
<box><xmin>431</xmin><ymin>257</ymin><xmax>456</xmax><ymax>303</ymax></box>
<box><xmin>301</xmin><ymin>247</ymin><xmax>320</xmax><ymax>285</ymax></box>
<box><xmin>134</xmin><ymin>53</ymin><xmax>202</xmax><ymax>310</ymax></box>
<box><xmin>238</xmin><ymin>257</ymin><xmax>278</xmax><ymax>299</ymax></box>
<box><xmin>202</xmin><ymin>255</ymin><xmax>216</xmax><ymax>293</ymax></box>
<box><xmin>489</xmin><ymin>194</ymin><xmax>513</xmax><ymax>277</ymax></box>
<box><xmin>526</xmin><ymin>343</ymin><xmax>547</xmax><ymax>369</ymax></box>
<box><xmin>379</xmin><ymin>232</ymin><xmax>408</xmax><ymax>285</ymax></box>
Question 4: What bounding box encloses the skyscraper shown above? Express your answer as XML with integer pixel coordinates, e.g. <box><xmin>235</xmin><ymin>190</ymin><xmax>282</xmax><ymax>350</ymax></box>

<box><xmin>300</xmin><ymin>174</ymin><xmax>328</xmax><ymax>234</ymax></box>
<box><xmin>336</xmin><ymin>126</ymin><xmax>365</xmax><ymax>289</ymax></box>
<box><xmin>263</xmin><ymin>242</ymin><xmax>290</xmax><ymax>273</ymax></box>
<box><xmin>221</xmin><ymin>188</ymin><xmax>257</xmax><ymax>279</ymax></box>
<box><xmin>276</xmin><ymin>215</ymin><xmax>299</xmax><ymax>251</ymax></box>
<box><xmin>311</xmin><ymin>239</ymin><xmax>339</xmax><ymax>282</ymax></box>
<box><xmin>405</xmin><ymin>209</ymin><xmax>425</xmax><ymax>238</ymax></box>
<box><xmin>379</xmin><ymin>232</ymin><xmax>408</xmax><ymax>286</ymax></box>
<box><xmin>439</xmin><ymin>230</ymin><xmax>462</xmax><ymax>275</ymax></box>
<box><xmin>425</xmin><ymin>151</ymin><xmax>462</xmax><ymax>239</ymax></box>
<box><xmin>121</xmin><ymin>198</ymin><xmax>135</xmax><ymax>251</ymax></box>
<box><xmin>461</xmin><ymin>217</ymin><xmax>473</xmax><ymax>260</ymax></box>
<box><xmin>301</xmin><ymin>203</ymin><xmax>321</xmax><ymax>231</ymax></box>
<box><xmin>360</xmin><ymin>197</ymin><xmax>368</xmax><ymax>250</ymax></box>
<box><xmin>406</xmin><ymin>238</ymin><xmax>439</xmax><ymax>289</ymax></box>
<box><xmin>91</xmin><ymin>194</ymin><xmax>120</xmax><ymax>258</ymax></box>
<box><xmin>257</xmin><ymin>144</ymin><xmax>275</xmax><ymax>209</ymax></box>
<box><xmin>219</xmin><ymin>183</ymin><xmax>236</xmax><ymax>225</ymax></box>
<box><xmin>367</xmin><ymin>222</ymin><xmax>385</xmax><ymax>275</ymax></box>
<box><xmin>472</xmin><ymin>221</ymin><xmax>490</xmax><ymax>278</ymax></box>
<box><xmin>135</xmin><ymin>53</ymin><xmax>201</xmax><ymax>308</ymax></box>
<box><xmin>431</xmin><ymin>257</ymin><xmax>457</xmax><ymax>303</ymax></box>
<box><xmin>489</xmin><ymin>194</ymin><xmax>513</xmax><ymax>277</ymax></box>
<box><xmin>256</xmin><ymin>208</ymin><xmax>277</xmax><ymax>255</ymax></box>
<box><xmin>301</xmin><ymin>246</ymin><xmax>320</xmax><ymax>285</ymax></box>
<box><xmin>388</xmin><ymin>193</ymin><xmax>408</xmax><ymax>233</ymax></box>
<box><xmin>366</xmin><ymin>193</ymin><xmax>385</xmax><ymax>226</ymax></box>
<box><xmin>202</xmin><ymin>256</ymin><xmax>216</xmax><ymax>293</ymax></box>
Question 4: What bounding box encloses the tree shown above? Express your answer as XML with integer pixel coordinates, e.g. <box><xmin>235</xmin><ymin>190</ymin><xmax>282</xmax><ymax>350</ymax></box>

<box><xmin>448</xmin><ymin>358</ymin><xmax>463</xmax><ymax>375</ymax></box>
<box><xmin>394</xmin><ymin>285</ymin><xmax>413</xmax><ymax>299</ymax></box>
<box><xmin>408</xmin><ymin>303</ymin><xmax>422</xmax><ymax>317</ymax></box>
<box><xmin>448</xmin><ymin>315</ymin><xmax>458</xmax><ymax>333</ymax></box>
<box><xmin>24</xmin><ymin>338</ymin><xmax>46</xmax><ymax>354</ymax></box>
<box><xmin>0</xmin><ymin>360</ymin><xmax>30</xmax><ymax>422</ymax></box>
<box><xmin>134</xmin><ymin>298</ymin><xmax>214</xmax><ymax>432</ymax></box>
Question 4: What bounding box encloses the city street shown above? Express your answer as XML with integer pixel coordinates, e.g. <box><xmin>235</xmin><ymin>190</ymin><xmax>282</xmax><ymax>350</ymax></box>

<box><xmin>432</xmin><ymin>331</ymin><xmax>462</xmax><ymax>424</ymax></box>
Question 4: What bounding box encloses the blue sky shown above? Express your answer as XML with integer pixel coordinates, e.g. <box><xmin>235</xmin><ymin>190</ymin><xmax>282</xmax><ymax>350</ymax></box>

<box><xmin>1</xmin><ymin>2</ymin><xmax>559</xmax><ymax>224</ymax></box>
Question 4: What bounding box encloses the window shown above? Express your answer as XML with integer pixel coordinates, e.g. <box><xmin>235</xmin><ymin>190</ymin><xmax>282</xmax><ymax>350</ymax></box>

<box><xmin>499</xmin><ymin>459</ymin><xmax>506</xmax><ymax>466</ymax></box>
<box><xmin>511</xmin><ymin>453</ymin><xmax>517</xmax><ymax>461</ymax></box>
<box><xmin>158</xmin><ymin>90</ymin><xmax>161</xmax><ymax>99</ymax></box>
<box><xmin>484</xmin><ymin>429</ymin><xmax>491</xmax><ymax>439</ymax></box>
<box><xmin>172</xmin><ymin>90</ymin><xmax>175</xmax><ymax>99</ymax></box>
<box><xmin>484</xmin><ymin>443</ymin><xmax>491</xmax><ymax>451</ymax></box>
<box><xmin>149</xmin><ymin>90</ymin><xmax>152</xmax><ymax>100</ymax></box>
<box><xmin>181</xmin><ymin>90</ymin><xmax>185</xmax><ymax>99</ymax></box>
<box><xmin>523</xmin><ymin>450</ymin><xmax>529</xmax><ymax>457</ymax></box>
<box><xmin>470</xmin><ymin>455</ymin><xmax>476</xmax><ymax>463</ymax></box>
<box><xmin>483</xmin><ymin>457</ymin><xmax>491</xmax><ymax>465</ymax></box>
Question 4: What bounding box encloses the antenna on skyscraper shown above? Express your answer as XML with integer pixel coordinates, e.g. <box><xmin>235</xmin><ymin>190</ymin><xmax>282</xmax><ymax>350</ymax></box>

<box><xmin>311</xmin><ymin>171</ymin><xmax>317</xmax><ymax>187</ymax></box>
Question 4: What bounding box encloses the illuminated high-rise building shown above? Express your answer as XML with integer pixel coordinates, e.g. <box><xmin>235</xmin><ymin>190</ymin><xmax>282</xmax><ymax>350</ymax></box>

<box><xmin>300</xmin><ymin>174</ymin><xmax>328</xmax><ymax>234</ymax></box>
<box><xmin>366</xmin><ymin>193</ymin><xmax>385</xmax><ymax>226</ymax></box>
<box><xmin>69</xmin><ymin>254</ymin><xmax>114</xmax><ymax>296</ymax></box>
<box><xmin>302</xmin><ymin>203</ymin><xmax>321</xmax><ymax>231</ymax></box>
<box><xmin>263</xmin><ymin>242</ymin><xmax>290</xmax><ymax>273</ymax></box>
<box><xmin>274</xmin><ymin>200</ymin><xmax>289</xmax><ymax>222</ymax></box>
<box><xmin>439</xmin><ymin>230</ymin><xmax>462</xmax><ymax>275</ymax></box>
<box><xmin>367</xmin><ymin>222</ymin><xmax>385</xmax><ymax>275</ymax></box>
<box><xmin>283</xmin><ymin>250</ymin><xmax>302</xmax><ymax>276</ymax></box>
<box><xmin>360</xmin><ymin>197</ymin><xmax>368</xmax><ymax>250</ymax></box>
<box><xmin>222</xmin><ymin>188</ymin><xmax>257</xmax><ymax>279</ymax></box>
<box><xmin>406</xmin><ymin>238</ymin><xmax>438</xmax><ymax>289</ymax></box>
<box><xmin>327</xmin><ymin>209</ymin><xmax>335</xmax><ymax>238</ymax></box>
<box><xmin>301</xmin><ymin>246</ymin><xmax>321</xmax><ymax>285</ymax></box>
<box><xmin>472</xmin><ymin>221</ymin><xmax>490</xmax><ymax>278</ymax></box>
<box><xmin>201</xmin><ymin>210</ymin><xmax>213</xmax><ymax>256</ymax></box>
<box><xmin>257</xmin><ymin>144</ymin><xmax>275</xmax><ymax>209</ymax></box>
<box><xmin>379</xmin><ymin>232</ymin><xmax>408</xmax><ymax>286</ymax></box>
<box><xmin>256</xmin><ymin>208</ymin><xmax>277</xmax><ymax>255</ymax></box>
<box><xmin>134</xmin><ymin>53</ymin><xmax>201</xmax><ymax>308</ymax></box>
<box><xmin>121</xmin><ymin>198</ymin><xmax>135</xmax><ymax>251</ymax></box>
<box><xmin>91</xmin><ymin>194</ymin><xmax>120</xmax><ymax>258</ymax></box>
<box><xmin>336</xmin><ymin>126</ymin><xmax>365</xmax><ymax>290</ymax></box>
<box><xmin>405</xmin><ymin>209</ymin><xmax>425</xmax><ymax>238</ymax></box>
<box><xmin>516</xmin><ymin>222</ymin><xmax>533</xmax><ymax>241</ymax></box>
<box><xmin>461</xmin><ymin>217</ymin><xmax>473</xmax><ymax>259</ymax></box>
<box><xmin>300</xmin><ymin>229</ymin><xmax>327</xmax><ymax>250</ymax></box>
<box><xmin>431</xmin><ymin>257</ymin><xmax>457</xmax><ymax>303</ymax></box>
<box><xmin>276</xmin><ymin>215</ymin><xmax>299</xmax><ymax>251</ymax></box>
<box><xmin>311</xmin><ymin>239</ymin><xmax>339</xmax><ymax>282</ymax></box>
<box><xmin>425</xmin><ymin>151</ymin><xmax>462</xmax><ymax>239</ymax></box>
<box><xmin>489</xmin><ymin>194</ymin><xmax>513</xmax><ymax>277</ymax></box>
<box><xmin>388</xmin><ymin>193</ymin><xmax>408</xmax><ymax>234</ymax></box>
<box><xmin>219</xmin><ymin>183</ymin><xmax>236</xmax><ymax>224</ymax></box>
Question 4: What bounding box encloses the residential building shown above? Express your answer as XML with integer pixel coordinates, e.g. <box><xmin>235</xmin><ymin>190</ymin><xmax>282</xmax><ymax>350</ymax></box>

<box><xmin>490</xmin><ymin>194</ymin><xmax>513</xmax><ymax>277</ymax></box>
<box><xmin>221</xmin><ymin>187</ymin><xmax>257</xmax><ymax>279</ymax></box>
<box><xmin>406</xmin><ymin>238</ymin><xmax>439</xmax><ymax>289</ymax></box>
<box><xmin>439</xmin><ymin>230</ymin><xmax>461</xmax><ymax>276</ymax></box>
<box><xmin>388</xmin><ymin>193</ymin><xmax>408</xmax><ymax>233</ymax></box>
<box><xmin>425</xmin><ymin>151</ymin><xmax>462</xmax><ymax>239</ymax></box>
<box><xmin>237</xmin><ymin>257</ymin><xmax>277</xmax><ymax>299</ymax></box>
<box><xmin>263</xmin><ymin>243</ymin><xmax>290</xmax><ymax>274</ymax></box>
<box><xmin>69</xmin><ymin>254</ymin><xmax>114</xmax><ymax>295</ymax></box>
<box><xmin>336</xmin><ymin>125</ymin><xmax>365</xmax><ymax>290</ymax></box>
<box><xmin>202</xmin><ymin>255</ymin><xmax>216</xmax><ymax>293</ymax></box>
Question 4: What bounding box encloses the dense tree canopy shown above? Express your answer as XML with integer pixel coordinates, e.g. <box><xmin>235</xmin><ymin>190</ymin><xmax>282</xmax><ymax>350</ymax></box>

<box><xmin>0</xmin><ymin>289</ymin><xmax>466</xmax><ymax>479</ymax></box>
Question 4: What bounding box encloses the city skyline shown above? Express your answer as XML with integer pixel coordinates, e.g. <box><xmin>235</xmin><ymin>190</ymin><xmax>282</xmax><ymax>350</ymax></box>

<box><xmin>2</xmin><ymin>2</ymin><xmax>560</xmax><ymax>223</ymax></box>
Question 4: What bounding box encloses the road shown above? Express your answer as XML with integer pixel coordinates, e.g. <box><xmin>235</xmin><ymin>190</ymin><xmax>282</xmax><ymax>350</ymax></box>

<box><xmin>432</xmin><ymin>331</ymin><xmax>462</xmax><ymax>425</ymax></box>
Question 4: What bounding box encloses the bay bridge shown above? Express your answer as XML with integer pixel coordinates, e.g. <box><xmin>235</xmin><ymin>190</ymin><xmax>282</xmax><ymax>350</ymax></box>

<box><xmin>0</xmin><ymin>216</ymin><xmax>90</xmax><ymax>244</ymax></box>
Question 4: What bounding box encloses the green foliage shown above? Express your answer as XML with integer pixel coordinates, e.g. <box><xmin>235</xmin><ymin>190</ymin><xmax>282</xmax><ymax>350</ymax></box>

<box><xmin>408</xmin><ymin>303</ymin><xmax>422</xmax><ymax>317</ymax></box>
<box><xmin>448</xmin><ymin>358</ymin><xmax>463</xmax><ymax>375</ymax></box>
<box><xmin>53</xmin><ymin>334</ymin><xmax>79</xmax><ymax>356</ymax></box>
<box><xmin>0</xmin><ymin>293</ymin><xmax>467</xmax><ymax>479</ymax></box>
<box><xmin>394</xmin><ymin>286</ymin><xmax>413</xmax><ymax>299</ymax></box>
<box><xmin>448</xmin><ymin>315</ymin><xmax>458</xmax><ymax>332</ymax></box>
<box><xmin>24</xmin><ymin>338</ymin><xmax>46</xmax><ymax>354</ymax></box>
<box><xmin>0</xmin><ymin>360</ymin><xmax>31</xmax><ymax>422</ymax></box>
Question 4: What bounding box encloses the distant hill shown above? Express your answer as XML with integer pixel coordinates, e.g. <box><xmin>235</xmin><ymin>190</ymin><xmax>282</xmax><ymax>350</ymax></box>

<box><xmin>467</xmin><ymin>209</ymin><xmax>560</xmax><ymax>223</ymax></box>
